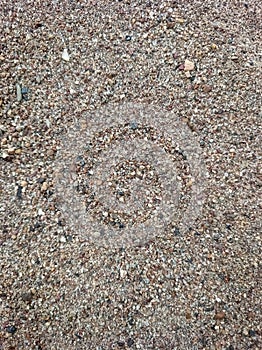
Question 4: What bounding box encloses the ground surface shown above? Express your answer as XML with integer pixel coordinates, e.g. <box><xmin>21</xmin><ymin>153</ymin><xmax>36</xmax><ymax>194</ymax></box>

<box><xmin>0</xmin><ymin>1</ymin><xmax>261</xmax><ymax>349</ymax></box>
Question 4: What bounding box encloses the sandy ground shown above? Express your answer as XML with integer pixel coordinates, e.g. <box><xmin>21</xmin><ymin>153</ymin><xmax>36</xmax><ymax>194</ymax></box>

<box><xmin>0</xmin><ymin>1</ymin><xmax>261</xmax><ymax>349</ymax></box>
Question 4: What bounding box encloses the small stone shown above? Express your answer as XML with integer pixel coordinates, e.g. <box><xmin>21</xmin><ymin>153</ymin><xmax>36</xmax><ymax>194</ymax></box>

<box><xmin>15</xmin><ymin>149</ymin><xmax>22</xmax><ymax>155</ymax></box>
<box><xmin>203</xmin><ymin>85</ymin><xmax>212</xmax><ymax>93</ymax></box>
<box><xmin>167</xmin><ymin>22</ymin><xmax>175</xmax><ymax>29</ymax></box>
<box><xmin>214</xmin><ymin>311</ymin><xmax>225</xmax><ymax>320</ymax></box>
<box><xmin>185</xmin><ymin>311</ymin><xmax>191</xmax><ymax>319</ymax></box>
<box><xmin>60</xmin><ymin>236</ymin><xmax>67</xmax><ymax>243</ymax></box>
<box><xmin>176</xmin><ymin>18</ymin><xmax>185</xmax><ymax>24</ymax></box>
<box><xmin>243</xmin><ymin>328</ymin><xmax>249</xmax><ymax>336</ymax></box>
<box><xmin>21</xmin><ymin>180</ymin><xmax>27</xmax><ymax>187</ymax></box>
<box><xmin>37</xmin><ymin>177</ymin><xmax>46</xmax><ymax>184</ymax></box>
<box><xmin>248</xmin><ymin>330</ymin><xmax>256</xmax><ymax>337</ymax></box>
<box><xmin>7</xmin><ymin>148</ymin><xmax>16</xmax><ymax>154</ymax></box>
<box><xmin>16</xmin><ymin>83</ymin><xmax>22</xmax><ymax>102</ymax></box>
<box><xmin>38</xmin><ymin>208</ymin><xmax>44</xmax><ymax>216</ymax></box>
<box><xmin>6</xmin><ymin>325</ymin><xmax>17</xmax><ymax>334</ymax></box>
<box><xmin>130</xmin><ymin>121</ymin><xmax>138</xmax><ymax>130</ymax></box>
<box><xmin>127</xmin><ymin>338</ymin><xmax>135</xmax><ymax>347</ymax></box>
<box><xmin>62</xmin><ymin>48</ymin><xmax>70</xmax><ymax>61</ymax></box>
<box><xmin>117</xmin><ymin>340</ymin><xmax>125</xmax><ymax>347</ymax></box>
<box><xmin>21</xmin><ymin>87</ymin><xmax>29</xmax><ymax>94</ymax></box>
<box><xmin>185</xmin><ymin>71</ymin><xmax>191</xmax><ymax>78</ymax></box>
<box><xmin>184</xmin><ymin>59</ymin><xmax>195</xmax><ymax>71</ymax></box>
<box><xmin>16</xmin><ymin>185</ymin><xmax>23</xmax><ymax>199</ymax></box>
<box><xmin>41</xmin><ymin>182</ymin><xmax>48</xmax><ymax>191</ymax></box>
<box><xmin>125</xmin><ymin>35</ymin><xmax>132</xmax><ymax>41</ymax></box>
<box><xmin>120</xmin><ymin>269</ymin><xmax>127</xmax><ymax>278</ymax></box>
<box><xmin>1</xmin><ymin>137</ymin><xmax>7</xmax><ymax>145</ymax></box>
<box><xmin>21</xmin><ymin>292</ymin><xmax>34</xmax><ymax>302</ymax></box>
<box><xmin>211</xmin><ymin>43</ymin><xmax>218</xmax><ymax>50</ymax></box>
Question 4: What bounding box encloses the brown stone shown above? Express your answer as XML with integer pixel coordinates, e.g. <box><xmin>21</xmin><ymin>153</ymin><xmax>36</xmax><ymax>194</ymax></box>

<box><xmin>214</xmin><ymin>311</ymin><xmax>225</xmax><ymax>320</ymax></box>
<box><xmin>203</xmin><ymin>85</ymin><xmax>212</xmax><ymax>93</ymax></box>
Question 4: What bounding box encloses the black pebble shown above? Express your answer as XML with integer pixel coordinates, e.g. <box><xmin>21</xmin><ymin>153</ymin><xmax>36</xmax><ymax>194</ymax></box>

<box><xmin>118</xmin><ymin>222</ymin><xmax>125</xmax><ymax>229</ymax></box>
<box><xmin>125</xmin><ymin>35</ymin><xmax>132</xmax><ymax>41</ymax></box>
<box><xmin>16</xmin><ymin>185</ymin><xmax>23</xmax><ymax>199</ymax></box>
<box><xmin>6</xmin><ymin>325</ymin><xmax>17</xmax><ymax>334</ymax></box>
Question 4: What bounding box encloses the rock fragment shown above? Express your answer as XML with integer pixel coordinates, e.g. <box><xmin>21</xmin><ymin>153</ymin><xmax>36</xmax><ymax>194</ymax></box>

<box><xmin>16</xmin><ymin>83</ymin><xmax>22</xmax><ymax>102</ymax></box>
<box><xmin>184</xmin><ymin>59</ymin><xmax>195</xmax><ymax>71</ymax></box>
<box><xmin>62</xmin><ymin>48</ymin><xmax>70</xmax><ymax>61</ymax></box>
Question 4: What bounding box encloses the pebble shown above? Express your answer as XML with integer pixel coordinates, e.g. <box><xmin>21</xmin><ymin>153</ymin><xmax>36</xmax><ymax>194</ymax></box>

<box><xmin>243</xmin><ymin>328</ymin><xmax>249</xmax><ymax>336</ymax></box>
<box><xmin>62</xmin><ymin>48</ymin><xmax>70</xmax><ymax>61</ymax></box>
<box><xmin>38</xmin><ymin>208</ymin><xmax>44</xmax><ymax>216</ymax></box>
<box><xmin>60</xmin><ymin>236</ymin><xmax>67</xmax><ymax>243</ymax></box>
<box><xmin>120</xmin><ymin>269</ymin><xmax>127</xmax><ymax>278</ymax></box>
<box><xmin>16</xmin><ymin>83</ymin><xmax>22</xmax><ymax>102</ymax></box>
<box><xmin>184</xmin><ymin>59</ymin><xmax>195</xmax><ymax>71</ymax></box>
<box><xmin>20</xmin><ymin>180</ymin><xmax>27</xmax><ymax>187</ymax></box>
<box><xmin>127</xmin><ymin>338</ymin><xmax>135</xmax><ymax>347</ymax></box>
<box><xmin>6</xmin><ymin>325</ymin><xmax>17</xmax><ymax>334</ymax></box>
<box><xmin>248</xmin><ymin>330</ymin><xmax>256</xmax><ymax>337</ymax></box>
<box><xmin>176</xmin><ymin>18</ymin><xmax>185</xmax><ymax>24</ymax></box>
<box><xmin>7</xmin><ymin>147</ymin><xmax>16</xmax><ymax>154</ymax></box>
<box><xmin>214</xmin><ymin>311</ymin><xmax>225</xmax><ymax>320</ymax></box>
<box><xmin>41</xmin><ymin>182</ymin><xmax>48</xmax><ymax>191</ymax></box>
<box><xmin>203</xmin><ymin>85</ymin><xmax>212</xmax><ymax>93</ymax></box>
<box><xmin>21</xmin><ymin>292</ymin><xmax>34</xmax><ymax>302</ymax></box>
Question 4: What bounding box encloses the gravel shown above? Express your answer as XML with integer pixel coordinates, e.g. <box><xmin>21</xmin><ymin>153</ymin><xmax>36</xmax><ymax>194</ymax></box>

<box><xmin>0</xmin><ymin>1</ymin><xmax>261</xmax><ymax>349</ymax></box>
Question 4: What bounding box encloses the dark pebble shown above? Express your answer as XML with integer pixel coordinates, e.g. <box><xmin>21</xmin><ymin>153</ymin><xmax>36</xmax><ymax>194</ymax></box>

<box><xmin>125</xmin><ymin>35</ymin><xmax>132</xmax><ymax>41</ymax></box>
<box><xmin>248</xmin><ymin>330</ymin><xmax>256</xmax><ymax>337</ymax></box>
<box><xmin>16</xmin><ymin>185</ymin><xmax>23</xmax><ymax>199</ymax></box>
<box><xmin>173</xmin><ymin>227</ymin><xmax>180</xmax><ymax>236</ymax></box>
<box><xmin>37</xmin><ymin>177</ymin><xmax>46</xmax><ymax>184</ymax></box>
<box><xmin>130</xmin><ymin>121</ymin><xmax>138</xmax><ymax>130</ymax></box>
<box><xmin>21</xmin><ymin>292</ymin><xmax>34</xmax><ymax>302</ymax></box>
<box><xmin>127</xmin><ymin>338</ymin><xmax>135</xmax><ymax>347</ymax></box>
<box><xmin>117</xmin><ymin>340</ymin><xmax>125</xmax><ymax>347</ymax></box>
<box><xmin>199</xmin><ymin>337</ymin><xmax>207</xmax><ymax>346</ymax></box>
<box><xmin>21</xmin><ymin>87</ymin><xmax>29</xmax><ymax>94</ymax></box>
<box><xmin>227</xmin><ymin>346</ymin><xmax>234</xmax><ymax>350</ymax></box>
<box><xmin>118</xmin><ymin>222</ymin><xmax>125</xmax><ymax>229</ymax></box>
<box><xmin>6</xmin><ymin>325</ymin><xmax>17</xmax><ymax>334</ymax></box>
